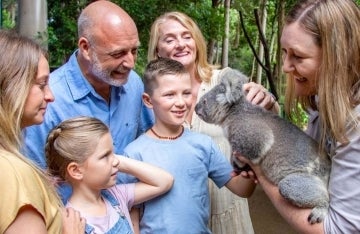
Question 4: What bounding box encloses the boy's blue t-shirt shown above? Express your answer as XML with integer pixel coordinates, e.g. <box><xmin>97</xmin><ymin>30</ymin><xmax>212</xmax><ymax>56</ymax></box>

<box><xmin>123</xmin><ymin>128</ymin><xmax>233</xmax><ymax>234</ymax></box>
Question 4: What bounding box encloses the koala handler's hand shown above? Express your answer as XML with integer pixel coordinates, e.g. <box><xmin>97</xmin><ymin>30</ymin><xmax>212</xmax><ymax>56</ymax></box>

<box><xmin>243</xmin><ymin>82</ymin><xmax>279</xmax><ymax>113</ymax></box>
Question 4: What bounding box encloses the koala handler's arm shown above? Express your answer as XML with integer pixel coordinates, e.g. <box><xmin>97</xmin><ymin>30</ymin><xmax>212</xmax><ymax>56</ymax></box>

<box><xmin>236</xmin><ymin>155</ymin><xmax>324</xmax><ymax>234</ymax></box>
<box><xmin>224</xmin><ymin>173</ymin><xmax>256</xmax><ymax>198</ymax></box>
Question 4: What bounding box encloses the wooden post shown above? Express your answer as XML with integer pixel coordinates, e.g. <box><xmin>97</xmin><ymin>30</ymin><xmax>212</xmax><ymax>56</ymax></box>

<box><xmin>17</xmin><ymin>0</ymin><xmax>47</xmax><ymax>47</ymax></box>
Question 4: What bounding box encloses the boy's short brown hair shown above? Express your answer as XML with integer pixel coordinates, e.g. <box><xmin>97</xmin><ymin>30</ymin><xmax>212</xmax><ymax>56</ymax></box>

<box><xmin>143</xmin><ymin>58</ymin><xmax>188</xmax><ymax>95</ymax></box>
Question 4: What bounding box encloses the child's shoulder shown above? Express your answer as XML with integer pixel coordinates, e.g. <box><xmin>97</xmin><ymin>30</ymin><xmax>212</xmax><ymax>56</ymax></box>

<box><xmin>183</xmin><ymin>128</ymin><xmax>215</xmax><ymax>145</ymax></box>
<box><xmin>123</xmin><ymin>133</ymin><xmax>149</xmax><ymax>153</ymax></box>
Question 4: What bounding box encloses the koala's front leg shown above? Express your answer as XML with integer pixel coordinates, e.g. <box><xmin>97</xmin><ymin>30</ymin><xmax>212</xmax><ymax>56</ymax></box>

<box><xmin>278</xmin><ymin>173</ymin><xmax>329</xmax><ymax>224</ymax></box>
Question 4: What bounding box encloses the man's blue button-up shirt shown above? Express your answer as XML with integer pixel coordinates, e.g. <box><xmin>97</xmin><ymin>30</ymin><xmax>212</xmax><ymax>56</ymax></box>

<box><xmin>23</xmin><ymin>51</ymin><xmax>154</xmax><ymax>196</ymax></box>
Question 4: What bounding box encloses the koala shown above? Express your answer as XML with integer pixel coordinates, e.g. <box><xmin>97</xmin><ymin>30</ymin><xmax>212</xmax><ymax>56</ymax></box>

<box><xmin>195</xmin><ymin>67</ymin><xmax>330</xmax><ymax>224</ymax></box>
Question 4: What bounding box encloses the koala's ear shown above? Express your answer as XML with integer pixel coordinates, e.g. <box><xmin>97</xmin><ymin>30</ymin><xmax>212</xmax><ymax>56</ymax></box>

<box><xmin>215</xmin><ymin>84</ymin><xmax>228</xmax><ymax>105</ymax></box>
<box><xmin>220</xmin><ymin>68</ymin><xmax>247</xmax><ymax>104</ymax></box>
<box><xmin>224</xmin><ymin>77</ymin><xmax>237</xmax><ymax>103</ymax></box>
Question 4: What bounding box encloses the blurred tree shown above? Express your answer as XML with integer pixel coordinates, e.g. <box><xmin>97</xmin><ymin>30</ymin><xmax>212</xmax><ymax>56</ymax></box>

<box><xmin>17</xmin><ymin>0</ymin><xmax>47</xmax><ymax>47</ymax></box>
<box><xmin>222</xmin><ymin>0</ymin><xmax>230</xmax><ymax>67</ymax></box>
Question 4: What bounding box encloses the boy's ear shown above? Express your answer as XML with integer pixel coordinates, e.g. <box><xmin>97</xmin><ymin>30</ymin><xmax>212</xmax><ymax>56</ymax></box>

<box><xmin>67</xmin><ymin>162</ymin><xmax>84</xmax><ymax>181</ymax></box>
<box><xmin>142</xmin><ymin>93</ymin><xmax>153</xmax><ymax>108</ymax></box>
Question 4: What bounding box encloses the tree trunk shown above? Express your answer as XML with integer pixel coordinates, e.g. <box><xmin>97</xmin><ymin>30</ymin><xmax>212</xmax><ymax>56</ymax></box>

<box><xmin>17</xmin><ymin>0</ymin><xmax>48</xmax><ymax>47</ymax></box>
<box><xmin>277</xmin><ymin>0</ymin><xmax>286</xmax><ymax>97</ymax></box>
<box><xmin>222</xmin><ymin>0</ymin><xmax>230</xmax><ymax>68</ymax></box>
<box><xmin>256</xmin><ymin>0</ymin><xmax>267</xmax><ymax>84</ymax></box>
<box><xmin>207</xmin><ymin>38</ymin><xmax>216</xmax><ymax>64</ymax></box>
<box><xmin>233</xmin><ymin>14</ymin><xmax>240</xmax><ymax>48</ymax></box>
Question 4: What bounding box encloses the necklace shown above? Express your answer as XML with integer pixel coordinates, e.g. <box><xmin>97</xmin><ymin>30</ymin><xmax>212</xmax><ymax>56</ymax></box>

<box><xmin>150</xmin><ymin>126</ymin><xmax>184</xmax><ymax>140</ymax></box>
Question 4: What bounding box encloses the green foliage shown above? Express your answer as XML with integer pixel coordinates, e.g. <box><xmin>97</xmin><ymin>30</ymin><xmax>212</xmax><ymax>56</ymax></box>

<box><xmin>1</xmin><ymin>9</ymin><xmax>15</xmax><ymax>28</ymax></box>
<box><xmin>47</xmin><ymin>1</ymin><xmax>88</xmax><ymax>67</ymax></box>
<box><xmin>229</xmin><ymin>46</ymin><xmax>253</xmax><ymax>73</ymax></box>
<box><xmin>1</xmin><ymin>0</ymin><xmax>17</xmax><ymax>29</ymax></box>
<box><xmin>288</xmin><ymin>104</ymin><xmax>309</xmax><ymax>130</ymax></box>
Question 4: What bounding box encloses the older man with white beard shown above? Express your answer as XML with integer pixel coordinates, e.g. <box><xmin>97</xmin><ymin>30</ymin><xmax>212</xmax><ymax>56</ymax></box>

<box><xmin>24</xmin><ymin>1</ymin><xmax>154</xmax><ymax>203</ymax></box>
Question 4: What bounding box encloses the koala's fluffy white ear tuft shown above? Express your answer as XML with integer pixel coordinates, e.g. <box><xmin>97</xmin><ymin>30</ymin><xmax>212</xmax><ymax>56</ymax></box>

<box><xmin>216</xmin><ymin>68</ymin><xmax>249</xmax><ymax>104</ymax></box>
<box><xmin>224</xmin><ymin>76</ymin><xmax>237</xmax><ymax>103</ymax></box>
<box><xmin>216</xmin><ymin>92</ymin><xmax>228</xmax><ymax>105</ymax></box>
<box><xmin>219</xmin><ymin>68</ymin><xmax>248</xmax><ymax>104</ymax></box>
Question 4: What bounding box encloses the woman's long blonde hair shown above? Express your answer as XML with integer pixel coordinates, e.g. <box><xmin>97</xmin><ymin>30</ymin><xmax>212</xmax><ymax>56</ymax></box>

<box><xmin>0</xmin><ymin>30</ymin><xmax>60</xmax><ymax>204</ymax></box>
<box><xmin>284</xmin><ymin>0</ymin><xmax>360</xmax><ymax>150</ymax></box>
<box><xmin>148</xmin><ymin>11</ymin><xmax>218</xmax><ymax>83</ymax></box>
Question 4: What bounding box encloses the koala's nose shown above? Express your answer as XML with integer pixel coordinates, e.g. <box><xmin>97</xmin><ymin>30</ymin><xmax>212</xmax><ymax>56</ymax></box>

<box><xmin>195</xmin><ymin>99</ymin><xmax>206</xmax><ymax>114</ymax></box>
<box><xmin>194</xmin><ymin>103</ymin><xmax>199</xmax><ymax>113</ymax></box>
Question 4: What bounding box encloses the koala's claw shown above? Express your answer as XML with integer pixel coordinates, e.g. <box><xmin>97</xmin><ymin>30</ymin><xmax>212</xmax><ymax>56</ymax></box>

<box><xmin>308</xmin><ymin>207</ymin><xmax>328</xmax><ymax>224</ymax></box>
<box><xmin>232</xmin><ymin>161</ymin><xmax>251</xmax><ymax>173</ymax></box>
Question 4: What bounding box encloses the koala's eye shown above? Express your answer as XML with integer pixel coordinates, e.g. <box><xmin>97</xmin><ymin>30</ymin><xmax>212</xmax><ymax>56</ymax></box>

<box><xmin>219</xmin><ymin>85</ymin><xmax>226</xmax><ymax>93</ymax></box>
<box><xmin>202</xmin><ymin>99</ymin><xmax>207</xmax><ymax>105</ymax></box>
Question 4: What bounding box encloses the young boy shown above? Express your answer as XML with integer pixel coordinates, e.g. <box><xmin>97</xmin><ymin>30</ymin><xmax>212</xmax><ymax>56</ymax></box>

<box><xmin>123</xmin><ymin>58</ymin><xmax>256</xmax><ymax>233</ymax></box>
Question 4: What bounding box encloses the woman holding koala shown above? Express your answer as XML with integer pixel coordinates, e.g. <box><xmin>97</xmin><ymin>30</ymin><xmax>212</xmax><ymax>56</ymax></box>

<box><xmin>236</xmin><ymin>0</ymin><xmax>360</xmax><ymax>233</ymax></box>
<box><xmin>148</xmin><ymin>11</ymin><xmax>280</xmax><ymax>234</ymax></box>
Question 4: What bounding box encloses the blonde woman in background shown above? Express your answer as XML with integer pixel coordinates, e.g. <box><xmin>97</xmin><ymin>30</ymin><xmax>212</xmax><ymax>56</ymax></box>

<box><xmin>0</xmin><ymin>30</ymin><xmax>85</xmax><ymax>233</ymax></box>
<box><xmin>148</xmin><ymin>11</ymin><xmax>279</xmax><ymax>234</ymax></box>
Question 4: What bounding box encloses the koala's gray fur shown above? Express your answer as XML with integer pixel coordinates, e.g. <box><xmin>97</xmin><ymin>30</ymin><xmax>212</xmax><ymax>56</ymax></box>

<box><xmin>195</xmin><ymin>67</ymin><xmax>330</xmax><ymax>224</ymax></box>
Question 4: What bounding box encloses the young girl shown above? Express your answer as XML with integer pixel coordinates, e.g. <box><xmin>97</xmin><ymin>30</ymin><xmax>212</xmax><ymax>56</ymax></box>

<box><xmin>123</xmin><ymin>57</ymin><xmax>256</xmax><ymax>233</ymax></box>
<box><xmin>45</xmin><ymin>116</ymin><xmax>174</xmax><ymax>234</ymax></box>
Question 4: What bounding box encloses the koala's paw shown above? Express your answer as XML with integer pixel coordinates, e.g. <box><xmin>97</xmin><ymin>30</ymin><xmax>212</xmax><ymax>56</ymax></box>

<box><xmin>308</xmin><ymin>206</ymin><xmax>328</xmax><ymax>224</ymax></box>
<box><xmin>231</xmin><ymin>157</ymin><xmax>251</xmax><ymax>173</ymax></box>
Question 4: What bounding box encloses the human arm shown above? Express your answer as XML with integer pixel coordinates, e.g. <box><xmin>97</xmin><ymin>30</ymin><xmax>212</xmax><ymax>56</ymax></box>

<box><xmin>4</xmin><ymin>206</ymin><xmax>47</xmax><ymax>234</ymax></box>
<box><xmin>4</xmin><ymin>204</ymin><xmax>86</xmax><ymax>234</ymax></box>
<box><xmin>236</xmin><ymin>155</ymin><xmax>324</xmax><ymax>234</ymax></box>
<box><xmin>243</xmin><ymin>82</ymin><xmax>280</xmax><ymax>114</ymax></box>
<box><xmin>116</xmin><ymin>155</ymin><xmax>174</xmax><ymax>205</ymax></box>
<box><xmin>224</xmin><ymin>171</ymin><xmax>256</xmax><ymax>198</ymax></box>
<box><xmin>129</xmin><ymin>208</ymin><xmax>140</xmax><ymax>234</ymax></box>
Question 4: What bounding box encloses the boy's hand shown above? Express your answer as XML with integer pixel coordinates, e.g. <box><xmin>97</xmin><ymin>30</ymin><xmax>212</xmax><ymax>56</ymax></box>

<box><xmin>232</xmin><ymin>152</ymin><xmax>259</xmax><ymax>183</ymax></box>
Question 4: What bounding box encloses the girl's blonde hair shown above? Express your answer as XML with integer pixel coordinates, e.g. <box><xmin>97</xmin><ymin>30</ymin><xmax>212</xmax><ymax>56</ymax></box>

<box><xmin>45</xmin><ymin>116</ymin><xmax>109</xmax><ymax>180</ymax></box>
<box><xmin>0</xmin><ymin>29</ymin><xmax>60</xmax><ymax>204</ymax></box>
<box><xmin>284</xmin><ymin>0</ymin><xmax>360</xmax><ymax>150</ymax></box>
<box><xmin>148</xmin><ymin>11</ymin><xmax>218</xmax><ymax>83</ymax></box>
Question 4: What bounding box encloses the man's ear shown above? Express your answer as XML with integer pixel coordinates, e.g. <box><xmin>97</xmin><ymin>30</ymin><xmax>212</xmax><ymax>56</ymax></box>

<box><xmin>78</xmin><ymin>37</ymin><xmax>91</xmax><ymax>60</ymax></box>
<box><xmin>142</xmin><ymin>93</ymin><xmax>153</xmax><ymax>108</ymax></box>
<box><xmin>67</xmin><ymin>162</ymin><xmax>84</xmax><ymax>181</ymax></box>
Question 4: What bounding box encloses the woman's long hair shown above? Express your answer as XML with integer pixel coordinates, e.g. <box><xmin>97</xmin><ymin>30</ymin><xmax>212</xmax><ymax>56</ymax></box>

<box><xmin>284</xmin><ymin>0</ymin><xmax>360</xmax><ymax>150</ymax></box>
<box><xmin>0</xmin><ymin>30</ymin><xmax>60</xmax><ymax>204</ymax></box>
